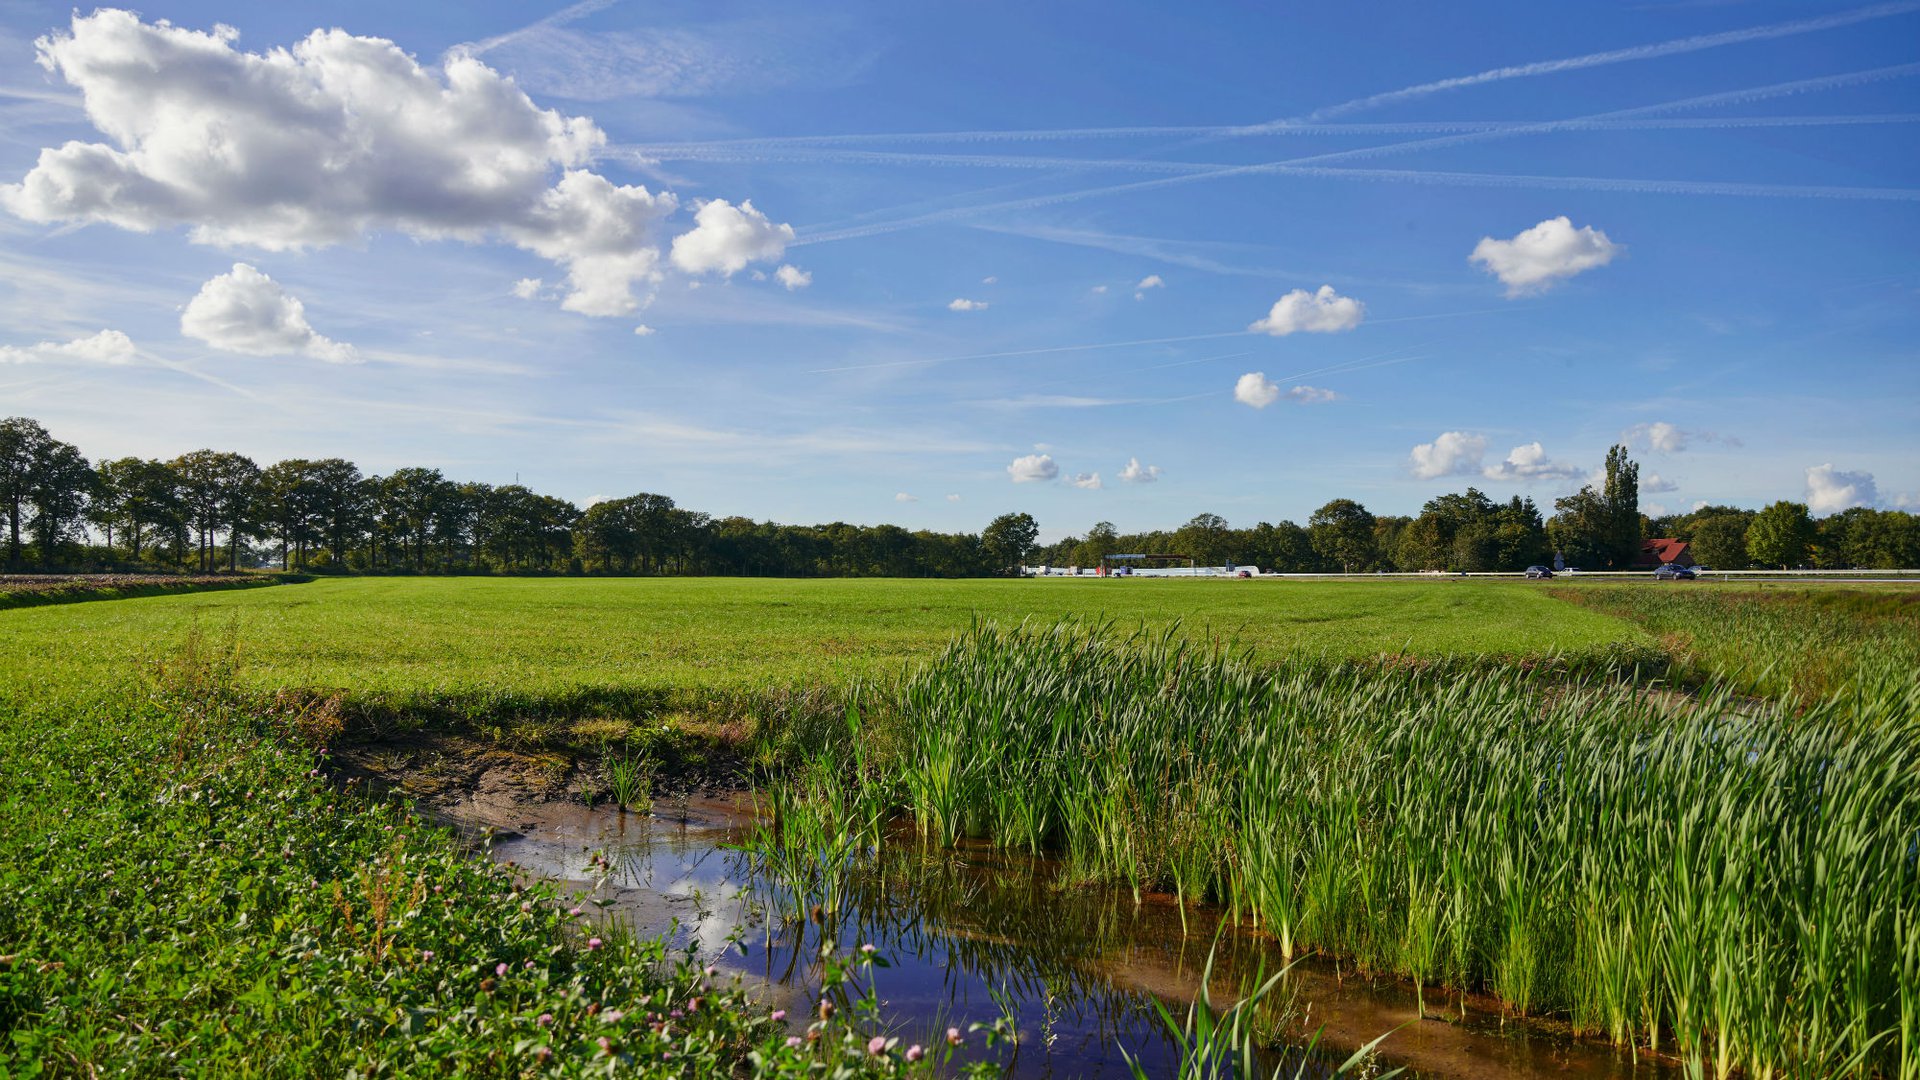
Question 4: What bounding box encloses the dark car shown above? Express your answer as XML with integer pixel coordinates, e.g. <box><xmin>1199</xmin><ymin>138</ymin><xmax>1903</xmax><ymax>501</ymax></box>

<box><xmin>1653</xmin><ymin>563</ymin><xmax>1697</xmax><ymax>580</ymax></box>
<box><xmin>1524</xmin><ymin>565</ymin><xmax>1554</xmax><ymax>579</ymax></box>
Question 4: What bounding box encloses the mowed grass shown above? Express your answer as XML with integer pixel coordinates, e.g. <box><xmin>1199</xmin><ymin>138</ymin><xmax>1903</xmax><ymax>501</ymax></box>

<box><xmin>0</xmin><ymin>576</ymin><xmax>1643</xmax><ymax>702</ymax></box>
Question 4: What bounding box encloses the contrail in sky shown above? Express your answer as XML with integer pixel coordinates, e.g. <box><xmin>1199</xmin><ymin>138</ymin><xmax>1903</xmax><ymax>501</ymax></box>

<box><xmin>780</xmin><ymin>65</ymin><xmax>1920</xmax><ymax>245</ymax></box>
<box><xmin>615</xmin><ymin>115</ymin><xmax>1920</xmax><ymax>174</ymax></box>
<box><xmin>1294</xmin><ymin>0</ymin><xmax>1920</xmax><ymax>122</ymax></box>
<box><xmin>617</xmin><ymin>113</ymin><xmax>1919</xmax><ymax>154</ymax></box>
<box><xmin>457</xmin><ymin>0</ymin><xmax>619</xmax><ymax>56</ymax></box>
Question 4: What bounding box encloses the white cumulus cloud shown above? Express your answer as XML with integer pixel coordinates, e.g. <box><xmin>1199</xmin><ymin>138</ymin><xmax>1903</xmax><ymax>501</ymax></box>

<box><xmin>0</xmin><ymin>329</ymin><xmax>138</xmax><ymax>366</ymax></box>
<box><xmin>1410</xmin><ymin>431</ymin><xmax>1489</xmax><ymax>480</ymax></box>
<box><xmin>774</xmin><ymin>264</ymin><xmax>811</xmax><ymax>291</ymax></box>
<box><xmin>1806</xmin><ymin>464</ymin><xmax>1878</xmax><ymax>515</ymax></box>
<box><xmin>1481</xmin><ymin>441</ymin><xmax>1583</xmax><ymax>483</ymax></box>
<box><xmin>1627</xmin><ymin>421</ymin><xmax>1686</xmax><ymax>453</ymax></box>
<box><xmin>1007</xmin><ymin>453</ymin><xmax>1058</xmax><ymax>483</ymax></box>
<box><xmin>1471</xmin><ymin>216</ymin><xmax>1620</xmax><ymax>296</ymax></box>
<box><xmin>1248</xmin><ymin>285</ymin><xmax>1365</xmax><ymax>336</ymax></box>
<box><xmin>1134</xmin><ymin>274</ymin><xmax>1164</xmax><ymax>299</ymax></box>
<box><xmin>894</xmin><ymin>492</ymin><xmax>918</xmax><ymax>502</ymax></box>
<box><xmin>1071</xmin><ymin>472</ymin><xmax>1103</xmax><ymax>490</ymax></box>
<box><xmin>668</xmin><ymin>199</ymin><xmax>793</xmax><ymax>277</ymax></box>
<box><xmin>180</xmin><ymin>263</ymin><xmax>357</xmax><ymax>363</ymax></box>
<box><xmin>511</xmin><ymin>278</ymin><xmax>545</xmax><ymax>300</ymax></box>
<box><xmin>0</xmin><ymin>11</ymin><xmax>792</xmax><ymax>319</ymax></box>
<box><xmin>981</xmin><ymin>275</ymin><xmax>997</xmax><ymax>285</ymax></box>
<box><xmin>948</xmin><ymin>298</ymin><xmax>988</xmax><ymax>312</ymax></box>
<box><xmin>1119</xmin><ymin>457</ymin><xmax>1161</xmax><ymax>484</ymax></box>
<box><xmin>632</xmin><ymin>324</ymin><xmax>656</xmax><ymax>336</ymax></box>
<box><xmin>1642</xmin><ymin>472</ymin><xmax>1679</xmax><ymax>493</ymax></box>
<box><xmin>945</xmin><ymin>493</ymin><xmax>962</xmax><ymax>502</ymax></box>
<box><xmin>1234</xmin><ymin>372</ymin><xmax>1281</xmax><ymax>408</ymax></box>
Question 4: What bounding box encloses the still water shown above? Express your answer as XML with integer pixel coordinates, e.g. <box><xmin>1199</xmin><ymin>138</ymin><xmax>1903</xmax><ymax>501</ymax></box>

<box><xmin>477</xmin><ymin>794</ymin><xmax>1678</xmax><ymax>1079</ymax></box>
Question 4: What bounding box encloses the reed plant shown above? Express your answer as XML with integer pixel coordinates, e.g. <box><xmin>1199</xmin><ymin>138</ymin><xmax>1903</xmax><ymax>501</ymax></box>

<box><xmin>874</xmin><ymin>620</ymin><xmax>1920</xmax><ymax>1079</ymax></box>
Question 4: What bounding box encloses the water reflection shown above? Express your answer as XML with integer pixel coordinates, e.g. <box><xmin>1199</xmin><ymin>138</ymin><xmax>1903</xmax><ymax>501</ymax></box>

<box><xmin>486</xmin><ymin>796</ymin><xmax>1678</xmax><ymax>1080</ymax></box>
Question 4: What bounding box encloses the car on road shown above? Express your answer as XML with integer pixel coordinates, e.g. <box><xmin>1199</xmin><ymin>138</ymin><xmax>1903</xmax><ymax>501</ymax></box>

<box><xmin>1525</xmin><ymin>565</ymin><xmax>1554</xmax><ymax>579</ymax></box>
<box><xmin>1653</xmin><ymin>563</ymin><xmax>1697</xmax><ymax>580</ymax></box>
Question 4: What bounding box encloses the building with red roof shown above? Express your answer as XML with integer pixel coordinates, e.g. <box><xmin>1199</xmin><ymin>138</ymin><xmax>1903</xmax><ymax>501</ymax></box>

<box><xmin>1635</xmin><ymin>538</ymin><xmax>1695</xmax><ymax>569</ymax></box>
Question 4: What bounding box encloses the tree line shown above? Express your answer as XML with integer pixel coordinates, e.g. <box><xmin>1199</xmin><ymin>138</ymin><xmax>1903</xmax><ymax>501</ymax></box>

<box><xmin>1032</xmin><ymin>445</ymin><xmax>1920</xmax><ymax>572</ymax></box>
<box><xmin>4</xmin><ymin>416</ymin><xmax>1915</xmax><ymax>576</ymax></box>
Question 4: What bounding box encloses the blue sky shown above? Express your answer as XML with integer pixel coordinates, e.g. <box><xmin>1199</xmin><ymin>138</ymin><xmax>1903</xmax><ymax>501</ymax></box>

<box><xmin>1</xmin><ymin>1</ymin><xmax>1915</xmax><ymax>538</ymax></box>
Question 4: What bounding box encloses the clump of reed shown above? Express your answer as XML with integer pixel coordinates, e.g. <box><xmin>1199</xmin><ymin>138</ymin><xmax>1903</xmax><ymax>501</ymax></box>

<box><xmin>883</xmin><ymin>620</ymin><xmax>1920</xmax><ymax>1079</ymax></box>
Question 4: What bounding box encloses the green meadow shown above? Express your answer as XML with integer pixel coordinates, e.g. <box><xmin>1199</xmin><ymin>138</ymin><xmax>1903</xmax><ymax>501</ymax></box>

<box><xmin>6</xmin><ymin>574</ymin><xmax>1918</xmax><ymax>1078</ymax></box>
<box><xmin>0</xmin><ymin>575</ymin><xmax>1644</xmax><ymax>701</ymax></box>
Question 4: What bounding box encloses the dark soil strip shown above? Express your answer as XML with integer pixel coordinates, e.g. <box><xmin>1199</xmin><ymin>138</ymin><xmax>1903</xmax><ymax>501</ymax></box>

<box><xmin>0</xmin><ymin>572</ymin><xmax>310</xmax><ymax>610</ymax></box>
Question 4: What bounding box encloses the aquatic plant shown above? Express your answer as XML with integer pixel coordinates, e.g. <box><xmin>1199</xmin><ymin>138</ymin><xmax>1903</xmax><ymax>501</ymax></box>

<box><xmin>879</xmin><ymin>620</ymin><xmax>1920</xmax><ymax>1079</ymax></box>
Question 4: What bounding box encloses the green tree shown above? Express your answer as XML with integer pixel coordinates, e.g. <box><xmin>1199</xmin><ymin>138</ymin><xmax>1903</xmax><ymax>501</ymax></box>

<box><xmin>981</xmin><ymin>512</ymin><xmax>1039</xmax><ymax>575</ymax></box>
<box><xmin>309</xmin><ymin>459</ymin><xmax>367</xmax><ymax>566</ymax></box>
<box><xmin>1071</xmin><ymin>521</ymin><xmax>1119</xmax><ymax>568</ymax></box>
<box><xmin>1688</xmin><ymin>513</ymin><xmax>1752</xmax><ymax>570</ymax></box>
<box><xmin>1308</xmin><ymin>499</ymin><xmax>1377</xmax><ymax>573</ymax></box>
<box><xmin>27</xmin><ymin>437</ymin><xmax>93</xmax><ymax>568</ymax></box>
<box><xmin>1746</xmin><ymin>501</ymin><xmax>1815</xmax><ymax>569</ymax></box>
<box><xmin>1550</xmin><ymin>445</ymin><xmax>1642</xmax><ymax>569</ymax></box>
<box><xmin>261</xmin><ymin>459</ymin><xmax>326</xmax><ymax>569</ymax></box>
<box><xmin>170</xmin><ymin>450</ymin><xmax>230</xmax><ymax>571</ymax></box>
<box><xmin>1175</xmin><ymin>512</ymin><xmax>1231</xmax><ymax>566</ymax></box>
<box><xmin>98</xmin><ymin>458</ymin><xmax>186</xmax><ymax>564</ymax></box>
<box><xmin>1492</xmin><ymin>496</ymin><xmax>1550</xmax><ymax>570</ymax></box>
<box><xmin>0</xmin><ymin>417</ymin><xmax>53</xmax><ymax>568</ymax></box>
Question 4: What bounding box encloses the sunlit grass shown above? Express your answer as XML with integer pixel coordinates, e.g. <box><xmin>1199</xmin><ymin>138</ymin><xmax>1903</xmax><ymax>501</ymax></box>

<box><xmin>0</xmin><ymin>575</ymin><xmax>1644</xmax><ymax>706</ymax></box>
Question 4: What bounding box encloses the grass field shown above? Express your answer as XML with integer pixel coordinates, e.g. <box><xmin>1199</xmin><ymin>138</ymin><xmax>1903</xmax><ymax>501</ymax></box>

<box><xmin>7</xmin><ymin>575</ymin><xmax>1917</xmax><ymax>1078</ymax></box>
<box><xmin>0</xmin><ymin>576</ymin><xmax>1644</xmax><ymax>704</ymax></box>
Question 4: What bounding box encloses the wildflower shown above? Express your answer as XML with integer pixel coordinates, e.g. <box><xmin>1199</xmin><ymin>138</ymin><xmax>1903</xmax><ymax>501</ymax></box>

<box><xmin>587</xmin><ymin>937</ymin><xmax>603</xmax><ymax>950</ymax></box>
<box><xmin>534</xmin><ymin>1046</ymin><xmax>552</xmax><ymax>1062</ymax></box>
<box><xmin>421</xmin><ymin>950</ymin><xmax>435</xmax><ymax>961</ymax></box>
<box><xmin>596</xmin><ymin>1035</ymin><xmax>612</xmax><ymax>1055</ymax></box>
<box><xmin>860</xmin><ymin>943</ymin><xmax>876</xmax><ymax>956</ymax></box>
<box><xmin>906</xmin><ymin>1044</ymin><xmax>925</xmax><ymax>1062</ymax></box>
<box><xmin>704</xmin><ymin>965</ymin><xmax>717</xmax><ymax>977</ymax></box>
<box><xmin>496</xmin><ymin>962</ymin><xmax>508</xmax><ymax>976</ymax></box>
<box><xmin>786</xmin><ymin>1036</ymin><xmax>803</xmax><ymax>1049</ymax></box>
<box><xmin>818</xmin><ymin>1001</ymin><xmax>834</xmax><ymax>1021</ymax></box>
<box><xmin>568</xmin><ymin>906</ymin><xmax>583</xmax><ymax>917</ymax></box>
<box><xmin>867</xmin><ymin>1035</ymin><xmax>887</xmax><ymax>1056</ymax></box>
<box><xmin>946</xmin><ymin>1027</ymin><xmax>963</xmax><ymax>1046</ymax></box>
<box><xmin>602</xmin><ymin>1010</ymin><xmax>624</xmax><ymax>1023</ymax></box>
<box><xmin>524</xmin><ymin>960</ymin><xmax>535</xmax><ymax>969</ymax></box>
<box><xmin>771</xmin><ymin>1009</ymin><xmax>787</xmax><ymax>1021</ymax></box>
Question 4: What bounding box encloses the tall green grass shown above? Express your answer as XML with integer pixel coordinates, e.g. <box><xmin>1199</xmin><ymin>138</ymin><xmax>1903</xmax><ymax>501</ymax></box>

<box><xmin>877</xmin><ymin>621</ymin><xmax>1920</xmax><ymax>1079</ymax></box>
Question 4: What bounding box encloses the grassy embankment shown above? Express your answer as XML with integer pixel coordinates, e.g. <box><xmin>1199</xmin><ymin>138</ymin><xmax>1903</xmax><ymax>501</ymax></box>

<box><xmin>0</xmin><ymin>625</ymin><xmax>992</xmax><ymax>1077</ymax></box>
<box><xmin>0</xmin><ymin>576</ymin><xmax>1645</xmax><ymax>1076</ymax></box>
<box><xmin>0</xmin><ymin>572</ymin><xmax>305</xmax><ymax>611</ymax></box>
<box><xmin>1552</xmin><ymin>582</ymin><xmax>1920</xmax><ymax>706</ymax></box>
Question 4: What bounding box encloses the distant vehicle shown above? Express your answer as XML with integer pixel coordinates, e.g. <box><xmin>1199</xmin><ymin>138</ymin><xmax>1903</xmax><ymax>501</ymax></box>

<box><xmin>1653</xmin><ymin>563</ymin><xmax>1697</xmax><ymax>580</ymax></box>
<box><xmin>1235</xmin><ymin>569</ymin><xmax>1252</xmax><ymax>578</ymax></box>
<box><xmin>1525</xmin><ymin>565</ymin><xmax>1554</xmax><ymax>579</ymax></box>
